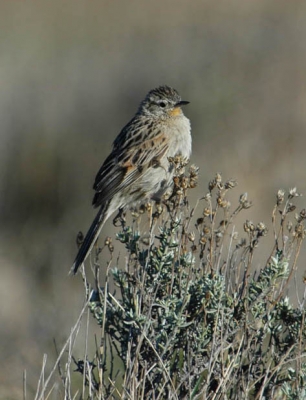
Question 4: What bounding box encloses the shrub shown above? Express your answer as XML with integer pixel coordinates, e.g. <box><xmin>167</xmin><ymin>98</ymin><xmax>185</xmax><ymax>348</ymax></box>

<box><xmin>35</xmin><ymin>159</ymin><xmax>306</xmax><ymax>400</ymax></box>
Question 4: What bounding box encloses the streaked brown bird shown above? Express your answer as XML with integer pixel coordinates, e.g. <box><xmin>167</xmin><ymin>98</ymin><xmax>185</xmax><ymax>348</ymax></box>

<box><xmin>71</xmin><ymin>85</ymin><xmax>191</xmax><ymax>274</ymax></box>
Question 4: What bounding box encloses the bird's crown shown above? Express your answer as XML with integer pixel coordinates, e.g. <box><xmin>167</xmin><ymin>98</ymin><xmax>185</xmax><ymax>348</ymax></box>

<box><xmin>138</xmin><ymin>85</ymin><xmax>183</xmax><ymax>117</ymax></box>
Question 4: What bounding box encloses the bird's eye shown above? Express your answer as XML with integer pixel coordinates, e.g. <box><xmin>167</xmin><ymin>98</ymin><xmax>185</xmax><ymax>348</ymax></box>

<box><xmin>159</xmin><ymin>101</ymin><xmax>166</xmax><ymax>108</ymax></box>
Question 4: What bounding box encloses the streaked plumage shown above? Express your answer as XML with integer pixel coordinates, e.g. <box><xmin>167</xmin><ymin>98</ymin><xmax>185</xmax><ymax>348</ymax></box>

<box><xmin>71</xmin><ymin>85</ymin><xmax>191</xmax><ymax>274</ymax></box>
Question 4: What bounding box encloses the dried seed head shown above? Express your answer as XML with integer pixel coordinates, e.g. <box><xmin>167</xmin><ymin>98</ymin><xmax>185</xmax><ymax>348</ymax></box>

<box><xmin>209</xmin><ymin>179</ymin><xmax>216</xmax><ymax>192</ymax></box>
<box><xmin>277</xmin><ymin>189</ymin><xmax>285</xmax><ymax>206</ymax></box>
<box><xmin>203</xmin><ymin>207</ymin><xmax>211</xmax><ymax>217</ymax></box>
<box><xmin>155</xmin><ymin>203</ymin><xmax>163</xmax><ymax>215</ymax></box>
<box><xmin>189</xmin><ymin>164</ymin><xmax>199</xmax><ymax>177</ymax></box>
<box><xmin>286</xmin><ymin>203</ymin><xmax>296</xmax><ymax>213</ymax></box>
<box><xmin>224</xmin><ymin>179</ymin><xmax>237</xmax><ymax>190</ymax></box>
<box><xmin>181</xmin><ymin>176</ymin><xmax>188</xmax><ymax>189</ymax></box>
<box><xmin>243</xmin><ymin>201</ymin><xmax>253</xmax><ymax>209</ymax></box>
<box><xmin>244</xmin><ymin>220</ymin><xmax>255</xmax><ymax>233</ymax></box>
<box><xmin>288</xmin><ymin>187</ymin><xmax>299</xmax><ymax>198</ymax></box>
<box><xmin>256</xmin><ymin>222</ymin><xmax>268</xmax><ymax>236</ymax></box>
<box><xmin>189</xmin><ymin>179</ymin><xmax>197</xmax><ymax>189</ymax></box>
<box><xmin>168</xmin><ymin>155</ymin><xmax>189</xmax><ymax>168</ymax></box>
<box><xmin>200</xmin><ymin>235</ymin><xmax>207</xmax><ymax>245</ymax></box>
<box><xmin>294</xmin><ymin>223</ymin><xmax>306</xmax><ymax>239</ymax></box>
<box><xmin>215</xmin><ymin>173</ymin><xmax>222</xmax><ymax>184</ymax></box>
<box><xmin>219</xmin><ymin>198</ymin><xmax>230</xmax><ymax>209</ymax></box>
<box><xmin>173</xmin><ymin>176</ymin><xmax>180</xmax><ymax>187</ymax></box>
<box><xmin>208</xmin><ymin>173</ymin><xmax>222</xmax><ymax>191</ymax></box>
<box><xmin>239</xmin><ymin>193</ymin><xmax>248</xmax><ymax>205</ymax></box>
<box><xmin>203</xmin><ymin>225</ymin><xmax>211</xmax><ymax>235</ymax></box>
<box><xmin>203</xmin><ymin>193</ymin><xmax>211</xmax><ymax>202</ymax></box>
<box><xmin>299</xmin><ymin>209</ymin><xmax>306</xmax><ymax>221</ymax></box>
<box><xmin>217</xmin><ymin>195</ymin><xmax>224</xmax><ymax>206</ymax></box>
<box><xmin>104</xmin><ymin>237</ymin><xmax>112</xmax><ymax>246</ymax></box>
<box><xmin>188</xmin><ymin>232</ymin><xmax>196</xmax><ymax>242</ymax></box>
<box><xmin>243</xmin><ymin>222</ymin><xmax>249</xmax><ymax>233</ymax></box>
<box><xmin>145</xmin><ymin>202</ymin><xmax>152</xmax><ymax>212</ymax></box>
<box><xmin>239</xmin><ymin>193</ymin><xmax>253</xmax><ymax>209</ymax></box>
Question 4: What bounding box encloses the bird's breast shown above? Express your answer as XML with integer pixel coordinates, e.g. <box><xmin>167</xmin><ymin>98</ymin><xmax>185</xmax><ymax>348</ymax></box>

<box><xmin>167</xmin><ymin>115</ymin><xmax>192</xmax><ymax>159</ymax></box>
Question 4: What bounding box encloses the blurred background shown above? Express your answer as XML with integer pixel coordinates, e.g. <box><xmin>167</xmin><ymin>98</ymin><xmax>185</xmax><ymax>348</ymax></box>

<box><xmin>1</xmin><ymin>0</ymin><xmax>306</xmax><ymax>397</ymax></box>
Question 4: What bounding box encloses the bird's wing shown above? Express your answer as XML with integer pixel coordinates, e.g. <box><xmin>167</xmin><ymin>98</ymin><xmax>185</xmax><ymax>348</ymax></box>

<box><xmin>92</xmin><ymin>125</ymin><xmax>169</xmax><ymax>207</ymax></box>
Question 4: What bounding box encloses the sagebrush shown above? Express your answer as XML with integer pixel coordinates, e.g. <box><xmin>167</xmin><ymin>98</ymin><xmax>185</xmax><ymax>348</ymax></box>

<box><xmin>34</xmin><ymin>159</ymin><xmax>306</xmax><ymax>400</ymax></box>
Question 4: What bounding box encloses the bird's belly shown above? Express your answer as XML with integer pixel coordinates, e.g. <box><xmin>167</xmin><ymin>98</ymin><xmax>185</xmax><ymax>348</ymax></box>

<box><xmin>125</xmin><ymin>166</ymin><xmax>171</xmax><ymax>201</ymax></box>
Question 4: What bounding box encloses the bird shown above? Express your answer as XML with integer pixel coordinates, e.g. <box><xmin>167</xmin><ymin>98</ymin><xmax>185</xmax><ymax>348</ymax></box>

<box><xmin>71</xmin><ymin>85</ymin><xmax>191</xmax><ymax>275</ymax></box>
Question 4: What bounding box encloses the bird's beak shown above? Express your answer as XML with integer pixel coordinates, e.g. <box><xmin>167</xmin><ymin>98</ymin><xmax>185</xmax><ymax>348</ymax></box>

<box><xmin>175</xmin><ymin>100</ymin><xmax>190</xmax><ymax>107</ymax></box>
<box><xmin>169</xmin><ymin>100</ymin><xmax>190</xmax><ymax>116</ymax></box>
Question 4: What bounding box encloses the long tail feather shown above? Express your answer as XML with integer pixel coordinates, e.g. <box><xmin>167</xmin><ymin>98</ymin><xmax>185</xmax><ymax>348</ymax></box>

<box><xmin>71</xmin><ymin>204</ymin><xmax>108</xmax><ymax>275</ymax></box>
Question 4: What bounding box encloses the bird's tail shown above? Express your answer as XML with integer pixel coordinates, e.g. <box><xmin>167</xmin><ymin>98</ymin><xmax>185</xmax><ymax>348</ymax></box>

<box><xmin>71</xmin><ymin>204</ymin><xmax>108</xmax><ymax>275</ymax></box>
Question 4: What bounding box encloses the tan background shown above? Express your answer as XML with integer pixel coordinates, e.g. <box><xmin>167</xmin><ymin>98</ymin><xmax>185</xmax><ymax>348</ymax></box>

<box><xmin>1</xmin><ymin>0</ymin><xmax>306</xmax><ymax>397</ymax></box>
